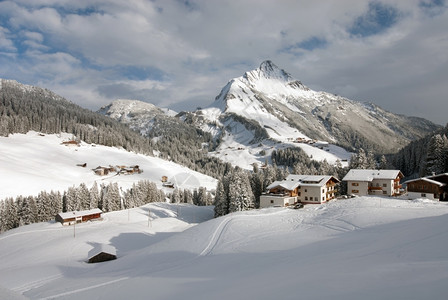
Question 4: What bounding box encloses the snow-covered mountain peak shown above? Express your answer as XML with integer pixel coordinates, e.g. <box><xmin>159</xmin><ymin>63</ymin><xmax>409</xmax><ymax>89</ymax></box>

<box><xmin>201</xmin><ymin>61</ymin><xmax>440</xmax><ymax>156</ymax></box>
<box><xmin>244</xmin><ymin>60</ymin><xmax>293</xmax><ymax>82</ymax></box>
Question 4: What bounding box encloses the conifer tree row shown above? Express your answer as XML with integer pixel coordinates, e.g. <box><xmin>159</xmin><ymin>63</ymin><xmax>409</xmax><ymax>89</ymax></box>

<box><xmin>0</xmin><ymin>79</ymin><xmax>154</xmax><ymax>155</ymax></box>
<box><xmin>389</xmin><ymin>124</ymin><xmax>448</xmax><ymax>177</ymax></box>
<box><xmin>0</xmin><ymin>181</ymin><xmax>167</xmax><ymax>233</ymax></box>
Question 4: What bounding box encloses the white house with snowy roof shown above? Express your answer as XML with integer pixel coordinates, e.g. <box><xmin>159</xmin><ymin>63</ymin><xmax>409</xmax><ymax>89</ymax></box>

<box><xmin>260</xmin><ymin>174</ymin><xmax>340</xmax><ymax>208</ymax></box>
<box><xmin>343</xmin><ymin>169</ymin><xmax>403</xmax><ymax>197</ymax></box>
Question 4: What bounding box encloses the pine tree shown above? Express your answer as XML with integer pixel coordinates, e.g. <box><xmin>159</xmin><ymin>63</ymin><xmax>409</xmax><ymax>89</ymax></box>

<box><xmin>77</xmin><ymin>183</ymin><xmax>90</xmax><ymax>210</ymax></box>
<box><xmin>89</xmin><ymin>183</ymin><xmax>100</xmax><ymax>209</ymax></box>
<box><xmin>379</xmin><ymin>155</ymin><xmax>389</xmax><ymax>169</ymax></box>
<box><xmin>425</xmin><ymin>134</ymin><xmax>445</xmax><ymax>175</ymax></box>
<box><xmin>103</xmin><ymin>183</ymin><xmax>121</xmax><ymax>212</ymax></box>
<box><xmin>250</xmin><ymin>168</ymin><xmax>264</xmax><ymax>209</ymax></box>
<box><xmin>214</xmin><ymin>179</ymin><xmax>229</xmax><ymax>217</ymax></box>
<box><xmin>228</xmin><ymin>168</ymin><xmax>254</xmax><ymax>213</ymax></box>
<box><xmin>183</xmin><ymin>189</ymin><xmax>194</xmax><ymax>204</ymax></box>
<box><xmin>366</xmin><ymin>151</ymin><xmax>377</xmax><ymax>169</ymax></box>
<box><xmin>197</xmin><ymin>187</ymin><xmax>207</xmax><ymax>206</ymax></box>
<box><xmin>170</xmin><ymin>188</ymin><xmax>182</xmax><ymax>204</ymax></box>
<box><xmin>349</xmin><ymin>148</ymin><xmax>369</xmax><ymax>169</ymax></box>
<box><xmin>65</xmin><ymin>186</ymin><xmax>77</xmax><ymax>212</ymax></box>
<box><xmin>3</xmin><ymin>198</ymin><xmax>19</xmax><ymax>230</ymax></box>
<box><xmin>0</xmin><ymin>200</ymin><xmax>5</xmax><ymax>232</ymax></box>
<box><xmin>36</xmin><ymin>191</ymin><xmax>51</xmax><ymax>222</ymax></box>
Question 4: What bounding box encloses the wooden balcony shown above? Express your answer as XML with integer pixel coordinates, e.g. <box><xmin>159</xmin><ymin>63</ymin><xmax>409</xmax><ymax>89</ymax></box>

<box><xmin>368</xmin><ymin>186</ymin><xmax>383</xmax><ymax>191</ymax></box>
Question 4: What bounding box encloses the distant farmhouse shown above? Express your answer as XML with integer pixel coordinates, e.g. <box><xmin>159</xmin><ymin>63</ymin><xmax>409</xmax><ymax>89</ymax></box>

<box><xmin>55</xmin><ymin>209</ymin><xmax>102</xmax><ymax>226</ymax></box>
<box><xmin>260</xmin><ymin>174</ymin><xmax>339</xmax><ymax>208</ymax></box>
<box><xmin>88</xmin><ymin>244</ymin><xmax>117</xmax><ymax>264</ymax></box>
<box><xmin>61</xmin><ymin>140</ymin><xmax>80</xmax><ymax>147</ymax></box>
<box><xmin>404</xmin><ymin>173</ymin><xmax>448</xmax><ymax>201</ymax></box>
<box><xmin>343</xmin><ymin>169</ymin><xmax>403</xmax><ymax>197</ymax></box>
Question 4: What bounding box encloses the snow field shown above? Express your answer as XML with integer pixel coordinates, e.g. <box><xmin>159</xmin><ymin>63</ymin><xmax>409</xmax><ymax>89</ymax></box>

<box><xmin>0</xmin><ymin>132</ymin><xmax>217</xmax><ymax>199</ymax></box>
<box><xmin>1</xmin><ymin>197</ymin><xmax>448</xmax><ymax>299</ymax></box>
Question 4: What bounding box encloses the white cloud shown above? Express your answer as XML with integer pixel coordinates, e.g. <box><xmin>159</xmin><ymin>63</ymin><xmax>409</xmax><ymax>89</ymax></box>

<box><xmin>0</xmin><ymin>0</ymin><xmax>447</xmax><ymax>124</ymax></box>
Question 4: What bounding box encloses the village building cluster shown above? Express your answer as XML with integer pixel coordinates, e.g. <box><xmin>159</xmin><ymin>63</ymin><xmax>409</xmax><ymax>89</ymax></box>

<box><xmin>260</xmin><ymin>174</ymin><xmax>339</xmax><ymax>208</ymax></box>
<box><xmin>92</xmin><ymin>165</ymin><xmax>142</xmax><ymax>176</ymax></box>
<box><xmin>259</xmin><ymin>169</ymin><xmax>448</xmax><ymax>209</ymax></box>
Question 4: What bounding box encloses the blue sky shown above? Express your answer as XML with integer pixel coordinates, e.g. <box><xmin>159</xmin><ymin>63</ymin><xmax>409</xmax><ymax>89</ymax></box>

<box><xmin>0</xmin><ymin>0</ymin><xmax>447</xmax><ymax>125</ymax></box>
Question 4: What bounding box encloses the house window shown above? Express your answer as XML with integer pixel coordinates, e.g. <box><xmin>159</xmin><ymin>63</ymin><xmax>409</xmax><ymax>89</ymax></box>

<box><xmin>383</xmin><ymin>184</ymin><xmax>387</xmax><ymax>187</ymax></box>
<box><xmin>352</xmin><ymin>182</ymin><xmax>359</xmax><ymax>186</ymax></box>
<box><xmin>305</xmin><ymin>197</ymin><xmax>308</xmax><ymax>201</ymax></box>
<box><xmin>270</xmin><ymin>200</ymin><xmax>274</xmax><ymax>204</ymax></box>
<box><xmin>421</xmin><ymin>193</ymin><xmax>426</xmax><ymax>197</ymax></box>
<box><xmin>322</xmin><ymin>197</ymin><xmax>325</xmax><ymax>201</ymax></box>
<box><xmin>315</xmin><ymin>197</ymin><xmax>318</xmax><ymax>201</ymax></box>
<box><xmin>383</xmin><ymin>191</ymin><xmax>387</xmax><ymax>195</ymax></box>
<box><xmin>322</xmin><ymin>189</ymin><xmax>325</xmax><ymax>193</ymax></box>
<box><xmin>352</xmin><ymin>190</ymin><xmax>359</xmax><ymax>193</ymax></box>
<box><xmin>305</xmin><ymin>189</ymin><xmax>307</xmax><ymax>192</ymax></box>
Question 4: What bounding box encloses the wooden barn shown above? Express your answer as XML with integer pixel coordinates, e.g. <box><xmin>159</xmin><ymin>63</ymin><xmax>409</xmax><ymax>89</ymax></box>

<box><xmin>405</xmin><ymin>173</ymin><xmax>448</xmax><ymax>201</ymax></box>
<box><xmin>87</xmin><ymin>244</ymin><xmax>117</xmax><ymax>263</ymax></box>
<box><xmin>55</xmin><ymin>208</ymin><xmax>102</xmax><ymax>225</ymax></box>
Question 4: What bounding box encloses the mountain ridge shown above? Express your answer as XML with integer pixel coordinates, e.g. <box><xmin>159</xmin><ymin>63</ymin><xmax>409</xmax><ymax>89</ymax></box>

<box><xmin>202</xmin><ymin>61</ymin><xmax>439</xmax><ymax>153</ymax></box>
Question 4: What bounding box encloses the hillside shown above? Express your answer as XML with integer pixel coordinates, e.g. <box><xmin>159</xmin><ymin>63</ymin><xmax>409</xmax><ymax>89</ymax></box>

<box><xmin>0</xmin><ymin>79</ymin><xmax>231</xmax><ymax>179</ymax></box>
<box><xmin>1</xmin><ymin>197</ymin><xmax>447</xmax><ymax>299</ymax></box>
<box><xmin>0</xmin><ymin>131</ymin><xmax>217</xmax><ymax>199</ymax></box>
<box><xmin>101</xmin><ymin>100</ymin><xmax>353</xmax><ymax>170</ymax></box>
<box><xmin>0</xmin><ymin>79</ymin><xmax>153</xmax><ymax>155</ymax></box>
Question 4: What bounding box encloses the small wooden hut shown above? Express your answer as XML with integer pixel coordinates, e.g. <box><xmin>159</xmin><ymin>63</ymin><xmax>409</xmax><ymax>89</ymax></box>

<box><xmin>87</xmin><ymin>244</ymin><xmax>117</xmax><ymax>263</ymax></box>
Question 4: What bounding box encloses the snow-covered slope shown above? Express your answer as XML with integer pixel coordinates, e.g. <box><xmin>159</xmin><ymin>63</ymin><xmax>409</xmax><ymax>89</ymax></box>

<box><xmin>0</xmin><ymin>132</ymin><xmax>217</xmax><ymax>199</ymax></box>
<box><xmin>199</xmin><ymin>61</ymin><xmax>438</xmax><ymax>153</ymax></box>
<box><xmin>1</xmin><ymin>197</ymin><xmax>448</xmax><ymax>299</ymax></box>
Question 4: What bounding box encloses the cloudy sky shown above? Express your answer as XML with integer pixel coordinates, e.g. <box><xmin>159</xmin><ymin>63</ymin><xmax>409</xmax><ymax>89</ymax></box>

<box><xmin>0</xmin><ymin>0</ymin><xmax>447</xmax><ymax>125</ymax></box>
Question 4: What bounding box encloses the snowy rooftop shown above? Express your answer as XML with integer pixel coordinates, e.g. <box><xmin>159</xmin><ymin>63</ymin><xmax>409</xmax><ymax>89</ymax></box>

<box><xmin>87</xmin><ymin>244</ymin><xmax>117</xmax><ymax>260</ymax></box>
<box><xmin>267</xmin><ymin>174</ymin><xmax>338</xmax><ymax>190</ymax></box>
<box><xmin>57</xmin><ymin>208</ymin><xmax>102</xmax><ymax>220</ymax></box>
<box><xmin>266</xmin><ymin>180</ymin><xmax>301</xmax><ymax>191</ymax></box>
<box><xmin>342</xmin><ymin>169</ymin><xmax>402</xmax><ymax>182</ymax></box>
<box><xmin>287</xmin><ymin>174</ymin><xmax>336</xmax><ymax>184</ymax></box>
<box><xmin>404</xmin><ymin>177</ymin><xmax>446</xmax><ymax>187</ymax></box>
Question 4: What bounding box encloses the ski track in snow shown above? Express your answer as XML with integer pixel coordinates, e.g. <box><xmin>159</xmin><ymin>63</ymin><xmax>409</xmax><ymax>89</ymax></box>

<box><xmin>200</xmin><ymin>208</ymin><xmax>290</xmax><ymax>256</ymax></box>
<box><xmin>199</xmin><ymin>216</ymin><xmax>232</xmax><ymax>256</ymax></box>
<box><xmin>40</xmin><ymin>209</ymin><xmax>291</xmax><ymax>299</ymax></box>
<box><xmin>13</xmin><ymin>274</ymin><xmax>63</xmax><ymax>295</ymax></box>
<box><xmin>38</xmin><ymin>277</ymin><xmax>129</xmax><ymax>300</ymax></box>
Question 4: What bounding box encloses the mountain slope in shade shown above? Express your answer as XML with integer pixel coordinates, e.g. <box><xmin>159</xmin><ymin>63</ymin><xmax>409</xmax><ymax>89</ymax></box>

<box><xmin>202</xmin><ymin>60</ymin><xmax>439</xmax><ymax>153</ymax></box>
